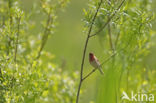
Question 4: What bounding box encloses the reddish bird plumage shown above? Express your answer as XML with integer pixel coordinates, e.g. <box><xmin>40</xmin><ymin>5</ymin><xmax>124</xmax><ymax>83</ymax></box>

<box><xmin>89</xmin><ymin>52</ymin><xmax>104</xmax><ymax>75</ymax></box>
<box><xmin>89</xmin><ymin>53</ymin><xmax>94</xmax><ymax>62</ymax></box>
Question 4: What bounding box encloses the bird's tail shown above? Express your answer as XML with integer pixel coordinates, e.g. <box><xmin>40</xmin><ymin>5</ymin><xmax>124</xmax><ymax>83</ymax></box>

<box><xmin>98</xmin><ymin>67</ymin><xmax>104</xmax><ymax>75</ymax></box>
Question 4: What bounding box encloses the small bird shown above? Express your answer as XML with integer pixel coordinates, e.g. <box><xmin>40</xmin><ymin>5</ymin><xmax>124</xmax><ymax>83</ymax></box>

<box><xmin>89</xmin><ymin>52</ymin><xmax>104</xmax><ymax>75</ymax></box>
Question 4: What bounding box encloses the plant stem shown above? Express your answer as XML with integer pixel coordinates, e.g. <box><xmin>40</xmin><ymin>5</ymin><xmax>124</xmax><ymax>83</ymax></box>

<box><xmin>76</xmin><ymin>1</ymin><xmax>103</xmax><ymax>103</ymax></box>
<box><xmin>36</xmin><ymin>11</ymin><xmax>52</xmax><ymax>60</ymax></box>
<box><xmin>76</xmin><ymin>79</ymin><xmax>82</xmax><ymax>103</ymax></box>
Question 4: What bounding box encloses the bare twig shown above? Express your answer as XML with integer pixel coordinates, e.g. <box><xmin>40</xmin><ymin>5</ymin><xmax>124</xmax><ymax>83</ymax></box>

<box><xmin>90</xmin><ymin>0</ymin><xmax>126</xmax><ymax>37</ymax></box>
<box><xmin>76</xmin><ymin>0</ymin><xmax>103</xmax><ymax>103</ymax></box>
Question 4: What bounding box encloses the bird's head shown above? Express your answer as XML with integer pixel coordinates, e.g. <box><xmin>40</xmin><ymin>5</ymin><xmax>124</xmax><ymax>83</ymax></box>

<box><xmin>89</xmin><ymin>52</ymin><xmax>94</xmax><ymax>61</ymax></box>
<box><xmin>89</xmin><ymin>52</ymin><xmax>94</xmax><ymax>57</ymax></box>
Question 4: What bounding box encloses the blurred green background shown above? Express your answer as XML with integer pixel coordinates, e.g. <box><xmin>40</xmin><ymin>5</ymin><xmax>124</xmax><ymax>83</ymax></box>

<box><xmin>21</xmin><ymin>0</ymin><xmax>156</xmax><ymax>102</ymax></box>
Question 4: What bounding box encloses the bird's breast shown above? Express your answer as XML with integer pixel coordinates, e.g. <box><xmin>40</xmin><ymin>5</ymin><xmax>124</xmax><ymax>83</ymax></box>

<box><xmin>90</xmin><ymin>60</ymin><xmax>99</xmax><ymax>68</ymax></box>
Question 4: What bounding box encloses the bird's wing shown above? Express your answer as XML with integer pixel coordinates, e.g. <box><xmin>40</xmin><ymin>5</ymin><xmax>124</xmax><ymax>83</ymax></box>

<box><xmin>94</xmin><ymin>56</ymin><xmax>100</xmax><ymax>65</ymax></box>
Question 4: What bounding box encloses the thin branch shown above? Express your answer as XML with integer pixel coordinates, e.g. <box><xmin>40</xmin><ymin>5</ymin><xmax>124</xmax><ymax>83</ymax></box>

<box><xmin>90</xmin><ymin>0</ymin><xmax>126</xmax><ymax>37</ymax></box>
<box><xmin>76</xmin><ymin>0</ymin><xmax>103</xmax><ymax>103</ymax></box>
<box><xmin>36</xmin><ymin>11</ymin><xmax>52</xmax><ymax>60</ymax></box>
<box><xmin>81</xmin><ymin>0</ymin><xmax>103</xmax><ymax>80</ymax></box>
<box><xmin>14</xmin><ymin>17</ymin><xmax>21</xmax><ymax>62</ymax></box>
<box><xmin>82</xmin><ymin>52</ymin><xmax>117</xmax><ymax>81</ymax></box>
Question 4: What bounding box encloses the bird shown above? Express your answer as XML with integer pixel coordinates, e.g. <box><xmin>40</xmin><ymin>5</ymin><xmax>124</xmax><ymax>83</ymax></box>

<box><xmin>89</xmin><ymin>52</ymin><xmax>104</xmax><ymax>75</ymax></box>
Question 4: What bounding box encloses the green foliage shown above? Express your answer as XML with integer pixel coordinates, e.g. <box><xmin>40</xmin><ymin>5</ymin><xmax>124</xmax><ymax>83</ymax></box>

<box><xmin>82</xmin><ymin>0</ymin><xmax>155</xmax><ymax>103</ymax></box>
<box><xmin>0</xmin><ymin>0</ymin><xmax>155</xmax><ymax>103</ymax></box>
<box><xmin>0</xmin><ymin>0</ymin><xmax>78</xmax><ymax>103</ymax></box>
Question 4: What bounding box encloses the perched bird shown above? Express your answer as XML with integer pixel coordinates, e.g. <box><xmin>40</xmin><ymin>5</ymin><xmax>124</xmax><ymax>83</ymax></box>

<box><xmin>89</xmin><ymin>52</ymin><xmax>104</xmax><ymax>75</ymax></box>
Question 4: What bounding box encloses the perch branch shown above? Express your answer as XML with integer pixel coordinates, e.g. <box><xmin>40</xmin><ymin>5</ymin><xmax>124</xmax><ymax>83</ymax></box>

<box><xmin>83</xmin><ymin>52</ymin><xmax>117</xmax><ymax>81</ymax></box>
<box><xmin>76</xmin><ymin>0</ymin><xmax>103</xmax><ymax>103</ymax></box>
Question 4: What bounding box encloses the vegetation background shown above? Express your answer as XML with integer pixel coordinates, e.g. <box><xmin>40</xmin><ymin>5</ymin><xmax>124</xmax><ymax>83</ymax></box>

<box><xmin>0</xmin><ymin>0</ymin><xmax>156</xmax><ymax>103</ymax></box>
